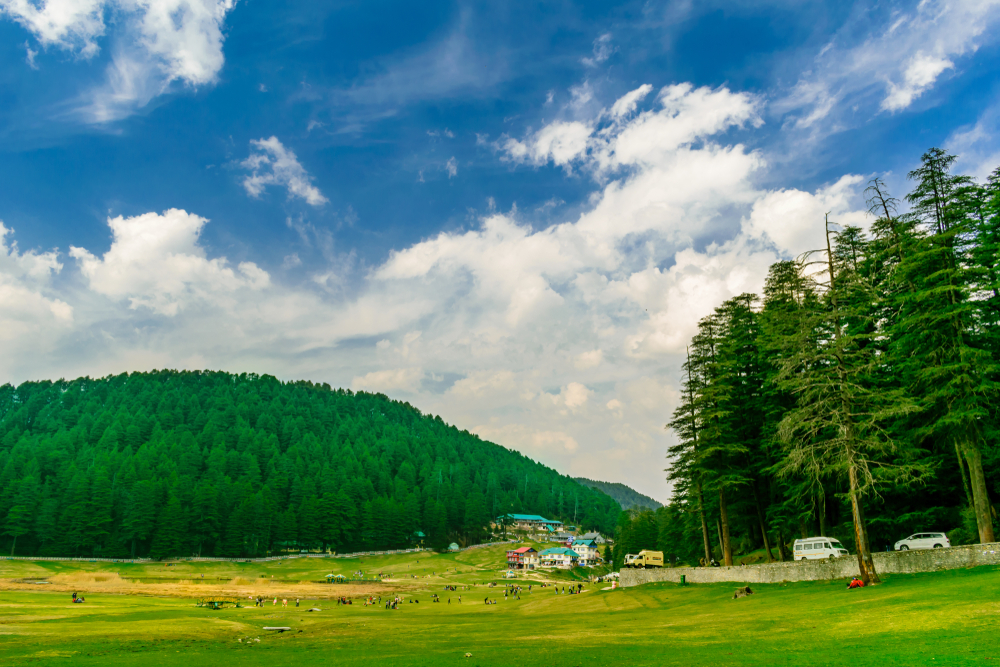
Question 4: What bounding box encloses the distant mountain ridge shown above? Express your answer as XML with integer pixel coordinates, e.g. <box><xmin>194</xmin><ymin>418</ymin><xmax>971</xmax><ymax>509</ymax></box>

<box><xmin>574</xmin><ymin>478</ymin><xmax>663</xmax><ymax>511</ymax></box>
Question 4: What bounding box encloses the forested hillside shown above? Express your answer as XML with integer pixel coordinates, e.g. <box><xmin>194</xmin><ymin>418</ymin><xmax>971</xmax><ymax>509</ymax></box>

<box><xmin>647</xmin><ymin>148</ymin><xmax>1000</xmax><ymax>581</ymax></box>
<box><xmin>575</xmin><ymin>478</ymin><xmax>662</xmax><ymax>510</ymax></box>
<box><xmin>0</xmin><ymin>372</ymin><xmax>619</xmax><ymax>558</ymax></box>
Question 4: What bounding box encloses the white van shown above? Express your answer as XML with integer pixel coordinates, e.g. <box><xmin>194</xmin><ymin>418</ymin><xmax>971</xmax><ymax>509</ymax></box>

<box><xmin>793</xmin><ymin>537</ymin><xmax>849</xmax><ymax>560</ymax></box>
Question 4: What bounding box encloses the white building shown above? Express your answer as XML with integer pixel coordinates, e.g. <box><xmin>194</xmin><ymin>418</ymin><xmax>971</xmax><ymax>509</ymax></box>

<box><xmin>569</xmin><ymin>539</ymin><xmax>602</xmax><ymax>566</ymax></box>
<box><xmin>538</xmin><ymin>547</ymin><xmax>579</xmax><ymax>568</ymax></box>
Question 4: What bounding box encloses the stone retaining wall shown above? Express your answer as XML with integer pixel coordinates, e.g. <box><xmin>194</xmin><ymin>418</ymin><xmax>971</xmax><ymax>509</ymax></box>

<box><xmin>619</xmin><ymin>542</ymin><xmax>1000</xmax><ymax>587</ymax></box>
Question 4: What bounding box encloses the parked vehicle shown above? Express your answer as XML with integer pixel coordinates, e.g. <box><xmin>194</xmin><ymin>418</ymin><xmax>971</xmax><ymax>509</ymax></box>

<box><xmin>623</xmin><ymin>550</ymin><xmax>664</xmax><ymax>568</ymax></box>
<box><xmin>894</xmin><ymin>532</ymin><xmax>950</xmax><ymax>550</ymax></box>
<box><xmin>793</xmin><ymin>537</ymin><xmax>849</xmax><ymax>561</ymax></box>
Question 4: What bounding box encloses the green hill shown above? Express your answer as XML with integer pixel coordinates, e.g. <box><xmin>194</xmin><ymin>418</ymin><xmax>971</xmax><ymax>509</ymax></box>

<box><xmin>0</xmin><ymin>371</ymin><xmax>620</xmax><ymax>558</ymax></box>
<box><xmin>575</xmin><ymin>477</ymin><xmax>663</xmax><ymax>510</ymax></box>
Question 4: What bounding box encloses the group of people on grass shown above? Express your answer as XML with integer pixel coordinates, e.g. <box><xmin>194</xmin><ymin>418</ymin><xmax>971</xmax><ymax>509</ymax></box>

<box><xmin>249</xmin><ymin>596</ymin><xmax>300</xmax><ymax>607</ymax></box>
<box><xmin>555</xmin><ymin>584</ymin><xmax>584</xmax><ymax>595</ymax></box>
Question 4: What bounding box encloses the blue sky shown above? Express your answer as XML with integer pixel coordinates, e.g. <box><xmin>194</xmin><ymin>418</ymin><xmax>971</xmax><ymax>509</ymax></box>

<box><xmin>2</xmin><ymin>0</ymin><xmax>1000</xmax><ymax>501</ymax></box>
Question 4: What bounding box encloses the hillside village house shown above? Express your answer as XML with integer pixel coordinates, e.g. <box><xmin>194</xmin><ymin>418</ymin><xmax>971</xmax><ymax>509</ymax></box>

<box><xmin>495</xmin><ymin>514</ymin><xmax>564</xmax><ymax>533</ymax></box>
<box><xmin>569</xmin><ymin>539</ymin><xmax>602</xmax><ymax>566</ymax></box>
<box><xmin>538</xmin><ymin>547</ymin><xmax>579</xmax><ymax>568</ymax></box>
<box><xmin>506</xmin><ymin>546</ymin><xmax>538</xmax><ymax>570</ymax></box>
<box><xmin>549</xmin><ymin>531</ymin><xmax>575</xmax><ymax>544</ymax></box>
<box><xmin>578</xmin><ymin>532</ymin><xmax>607</xmax><ymax>544</ymax></box>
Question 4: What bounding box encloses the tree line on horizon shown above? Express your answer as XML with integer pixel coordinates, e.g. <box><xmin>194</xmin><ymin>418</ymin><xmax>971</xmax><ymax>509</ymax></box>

<box><xmin>0</xmin><ymin>371</ymin><xmax>620</xmax><ymax>559</ymax></box>
<box><xmin>619</xmin><ymin>148</ymin><xmax>999</xmax><ymax>582</ymax></box>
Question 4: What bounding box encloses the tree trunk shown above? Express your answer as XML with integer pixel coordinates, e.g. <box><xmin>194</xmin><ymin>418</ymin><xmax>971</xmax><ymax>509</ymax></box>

<box><xmin>750</xmin><ymin>483</ymin><xmax>774</xmax><ymax>562</ymax></box>
<box><xmin>131</xmin><ymin>538</ymin><xmax>136</xmax><ymax>560</ymax></box>
<box><xmin>955</xmin><ymin>442</ymin><xmax>974</xmax><ymax>512</ymax></box>
<box><xmin>697</xmin><ymin>479</ymin><xmax>712</xmax><ymax>565</ymax></box>
<box><xmin>963</xmin><ymin>442</ymin><xmax>996</xmax><ymax>543</ymax></box>
<box><xmin>10</xmin><ymin>534</ymin><xmax>16</xmax><ymax>557</ymax></box>
<box><xmin>817</xmin><ymin>483</ymin><xmax>826</xmax><ymax>536</ymax></box>
<box><xmin>848</xmin><ymin>463</ymin><xmax>880</xmax><ymax>584</ymax></box>
<box><xmin>827</xmin><ymin>217</ymin><xmax>879</xmax><ymax>585</ymax></box>
<box><xmin>776</xmin><ymin>528</ymin><xmax>787</xmax><ymax>562</ymax></box>
<box><xmin>719</xmin><ymin>487</ymin><xmax>733</xmax><ymax>566</ymax></box>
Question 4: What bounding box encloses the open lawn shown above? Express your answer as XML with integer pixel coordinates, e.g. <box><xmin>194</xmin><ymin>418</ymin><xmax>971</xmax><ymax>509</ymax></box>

<box><xmin>0</xmin><ymin>544</ymin><xmax>997</xmax><ymax>666</ymax></box>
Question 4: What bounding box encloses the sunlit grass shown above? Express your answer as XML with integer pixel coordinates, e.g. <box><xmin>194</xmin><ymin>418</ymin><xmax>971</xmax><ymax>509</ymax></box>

<box><xmin>0</xmin><ymin>547</ymin><xmax>997</xmax><ymax>666</ymax></box>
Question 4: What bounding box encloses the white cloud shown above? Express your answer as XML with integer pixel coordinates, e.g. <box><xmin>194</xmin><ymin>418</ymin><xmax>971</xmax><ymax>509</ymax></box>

<box><xmin>242</xmin><ymin>137</ymin><xmax>328</xmax><ymax>207</ymax></box>
<box><xmin>1</xmin><ymin>0</ymin><xmax>105</xmax><ymax>56</ymax></box>
<box><xmin>501</xmin><ymin>121</ymin><xmax>593</xmax><ymax>167</ymax></box>
<box><xmin>948</xmin><ymin>98</ymin><xmax>1000</xmax><ymax>180</ymax></box>
<box><xmin>0</xmin><ymin>80</ymin><xmax>872</xmax><ymax>502</ymax></box>
<box><xmin>609</xmin><ymin>84</ymin><xmax>652</xmax><ymax>119</ymax></box>
<box><xmin>741</xmin><ymin>174</ymin><xmax>868</xmax><ymax>257</ymax></box>
<box><xmin>569</xmin><ymin>81</ymin><xmax>594</xmax><ymax>109</ymax></box>
<box><xmin>0</xmin><ymin>223</ymin><xmax>72</xmax><ymax>354</ymax></box>
<box><xmin>582</xmin><ymin>33</ymin><xmax>616</xmax><ymax>67</ymax></box>
<box><xmin>881</xmin><ymin>52</ymin><xmax>954</xmax><ymax>112</ymax></box>
<box><xmin>559</xmin><ymin>382</ymin><xmax>591</xmax><ymax>411</ymax></box>
<box><xmin>24</xmin><ymin>41</ymin><xmax>38</xmax><ymax>68</ymax></box>
<box><xmin>69</xmin><ymin>209</ymin><xmax>269</xmax><ymax>315</ymax></box>
<box><xmin>352</xmin><ymin>367</ymin><xmax>424</xmax><ymax>394</ymax></box>
<box><xmin>574</xmin><ymin>349</ymin><xmax>602</xmax><ymax>369</ymax></box>
<box><xmin>446</xmin><ymin>156</ymin><xmax>458</xmax><ymax>178</ymax></box>
<box><xmin>498</xmin><ymin>83</ymin><xmax>760</xmax><ymax>178</ymax></box>
<box><xmin>1</xmin><ymin>0</ymin><xmax>238</xmax><ymax>122</ymax></box>
<box><xmin>777</xmin><ymin>0</ymin><xmax>1000</xmax><ymax>127</ymax></box>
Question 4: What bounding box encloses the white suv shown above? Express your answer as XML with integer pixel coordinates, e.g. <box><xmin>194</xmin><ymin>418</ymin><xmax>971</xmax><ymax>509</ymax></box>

<box><xmin>894</xmin><ymin>532</ymin><xmax>950</xmax><ymax>551</ymax></box>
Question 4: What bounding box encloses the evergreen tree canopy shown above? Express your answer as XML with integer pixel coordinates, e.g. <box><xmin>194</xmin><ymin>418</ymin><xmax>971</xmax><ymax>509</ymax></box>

<box><xmin>0</xmin><ymin>371</ymin><xmax>619</xmax><ymax>558</ymax></box>
<box><xmin>661</xmin><ymin>148</ymin><xmax>1000</xmax><ymax>576</ymax></box>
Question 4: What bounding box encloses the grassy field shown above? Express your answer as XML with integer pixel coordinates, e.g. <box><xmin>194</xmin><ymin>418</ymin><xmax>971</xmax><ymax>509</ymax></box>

<box><xmin>0</xmin><ymin>543</ymin><xmax>998</xmax><ymax>666</ymax></box>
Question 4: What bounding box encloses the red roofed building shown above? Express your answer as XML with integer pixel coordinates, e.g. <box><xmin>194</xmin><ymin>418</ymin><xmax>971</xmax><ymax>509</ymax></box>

<box><xmin>506</xmin><ymin>546</ymin><xmax>538</xmax><ymax>570</ymax></box>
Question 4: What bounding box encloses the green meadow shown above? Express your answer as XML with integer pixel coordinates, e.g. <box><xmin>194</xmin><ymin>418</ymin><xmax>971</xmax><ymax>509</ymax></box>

<box><xmin>0</xmin><ymin>544</ymin><xmax>998</xmax><ymax>666</ymax></box>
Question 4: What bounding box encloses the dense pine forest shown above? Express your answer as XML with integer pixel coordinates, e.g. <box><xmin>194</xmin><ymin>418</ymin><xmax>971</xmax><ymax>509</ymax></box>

<box><xmin>0</xmin><ymin>372</ymin><xmax>620</xmax><ymax>558</ymax></box>
<box><xmin>611</xmin><ymin>149</ymin><xmax>1000</xmax><ymax>580</ymax></box>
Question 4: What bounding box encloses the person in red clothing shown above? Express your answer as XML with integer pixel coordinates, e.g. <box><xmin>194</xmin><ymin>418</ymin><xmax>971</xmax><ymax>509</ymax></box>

<box><xmin>847</xmin><ymin>576</ymin><xmax>865</xmax><ymax>589</ymax></box>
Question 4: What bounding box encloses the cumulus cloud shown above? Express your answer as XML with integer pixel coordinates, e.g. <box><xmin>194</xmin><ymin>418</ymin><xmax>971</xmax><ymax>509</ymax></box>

<box><xmin>496</xmin><ymin>83</ymin><xmax>761</xmax><ymax>178</ymax></box>
<box><xmin>500</xmin><ymin>121</ymin><xmax>593</xmax><ymax>168</ymax></box>
<box><xmin>69</xmin><ymin>209</ymin><xmax>269</xmax><ymax>315</ymax></box>
<box><xmin>352</xmin><ymin>367</ymin><xmax>425</xmax><ymax>394</ymax></box>
<box><xmin>741</xmin><ymin>174</ymin><xmax>869</xmax><ymax>256</ymax></box>
<box><xmin>776</xmin><ymin>0</ymin><xmax>1000</xmax><ymax>127</ymax></box>
<box><xmin>0</xmin><ymin>224</ymin><xmax>73</xmax><ymax>384</ymax></box>
<box><xmin>0</xmin><ymin>222</ymin><xmax>72</xmax><ymax>346</ymax></box>
<box><xmin>574</xmin><ymin>349</ymin><xmax>602</xmax><ymax>369</ymax></box>
<box><xmin>0</xmin><ymin>0</ymin><xmax>238</xmax><ymax>121</ymax></box>
<box><xmin>1</xmin><ymin>0</ymin><xmax>105</xmax><ymax>56</ymax></box>
<box><xmin>1</xmin><ymin>81</ymin><xmax>870</xmax><ymax>501</ymax></box>
<box><xmin>242</xmin><ymin>137</ymin><xmax>328</xmax><ymax>206</ymax></box>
